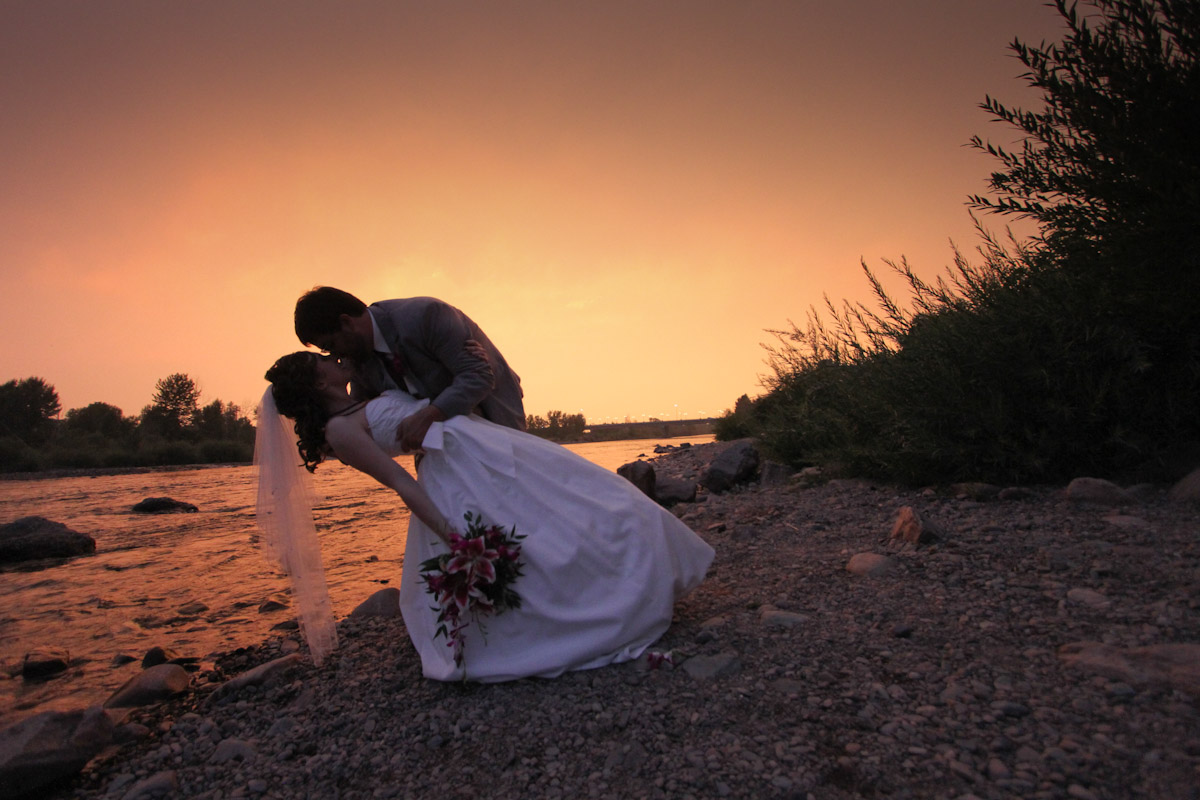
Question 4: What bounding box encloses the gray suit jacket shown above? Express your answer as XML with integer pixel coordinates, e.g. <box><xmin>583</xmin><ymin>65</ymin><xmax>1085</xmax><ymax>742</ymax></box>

<box><xmin>352</xmin><ymin>297</ymin><xmax>526</xmax><ymax>431</ymax></box>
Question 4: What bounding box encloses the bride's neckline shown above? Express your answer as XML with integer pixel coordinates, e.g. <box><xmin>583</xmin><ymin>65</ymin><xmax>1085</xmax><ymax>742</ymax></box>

<box><xmin>330</xmin><ymin>399</ymin><xmax>367</xmax><ymax>418</ymax></box>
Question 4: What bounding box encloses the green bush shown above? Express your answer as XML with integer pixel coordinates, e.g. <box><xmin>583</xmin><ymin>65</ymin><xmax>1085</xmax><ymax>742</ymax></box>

<box><xmin>0</xmin><ymin>436</ymin><xmax>43</xmax><ymax>473</ymax></box>
<box><xmin>199</xmin><ymin>440</ymin><xmax>253</xmax><ymax>464</ymax></box>
<box><xmin>742</xmin><ymin>1</ymin><xmax>1200</xmax><ymax>485</ymax></box>
<box><xmin>139</xmin><ymin>440</ymin><xmax>200</xmax><ymax>466</ymax></box>
<box><xmin>751</xmin><ymin>228</ymin><xmax>1200</xmax><ymax>484</ymax></box>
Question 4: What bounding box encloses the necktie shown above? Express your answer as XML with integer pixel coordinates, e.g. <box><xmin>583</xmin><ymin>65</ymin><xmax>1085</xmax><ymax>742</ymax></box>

<box><xmin>380</xmin><ymin>351</ymin><xmax>407</xmax><ymax>389</ymax></box>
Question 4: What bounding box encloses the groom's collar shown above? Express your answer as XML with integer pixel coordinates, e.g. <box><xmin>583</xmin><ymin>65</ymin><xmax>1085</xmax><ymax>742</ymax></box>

<box><xmin>368</xmin><ymin>309</ymin><xmax>392</xmax><ymax>355</ymax></box>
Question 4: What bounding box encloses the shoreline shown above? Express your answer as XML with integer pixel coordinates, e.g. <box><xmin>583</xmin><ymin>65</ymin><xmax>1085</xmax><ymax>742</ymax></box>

<box><xmin>35</xmin><ymin>441</ymin><xmax>1200</xmax><ymax>799</ymax></box>
<box><xmin>0</xmin><ymin>463</ymin><xmax>252</xmax><ymax>483</ymax></box>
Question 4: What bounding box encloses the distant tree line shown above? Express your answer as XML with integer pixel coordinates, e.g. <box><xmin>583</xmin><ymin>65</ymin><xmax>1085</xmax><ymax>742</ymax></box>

<box><xmin>525</xmin><ymin>410</ymin><xmax>587</xmax><ymax>442</ymax></box>
<box><xmin>0</xmin><ymin>373</ymin><xmax>255</xmax><ymax>473</ymax></box>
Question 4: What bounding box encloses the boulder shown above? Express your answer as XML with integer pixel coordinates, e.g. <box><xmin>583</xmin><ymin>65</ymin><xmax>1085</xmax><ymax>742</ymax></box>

<box><xmin>700</xmin><ymin>441</ymin><xmax>760</xmax><ymax>493</ymax></box>
<box><xmin>21</xmin><ymin>650</ymin><xmax>70</xmax><ymax>680</ymax></box>
<box><xmin>104</xmin><ymin>664</ymin><xmax>190</xmax><ymax>708</ymax></box>
<box><xmin>0</xmin><ymin>706</ymin><xmax>114</xmax><ymax>799</ymax></box>
<box><xmin>350</xmin><ymin>588</ymin><xmax>401</xmax><ymax>618</ymax></box>
<box><xmin>889</xmin><ymin>506</ymin><xmax>944</xmax><ymax>548</ymax></box>
<box><xmin>0</xmin><ymin>517</ymin><xmax>95</xmax><ymax>564</ymax></box>
<box><xmin>617</xmin><ymin>461</ymin><xmax>656</xmax><ymax>499</ymax></box>
<box><xmin>654</xmin><ymin>477</ymin><xmax>697</xmax><ymax>507</ymax></box>
<box><xmin>131</xmin><ymin>497</ymin><xmax>198</xmax><ymax>514</ymax></box>
<box><xmin>1064</xmin><ymin>477</ymin><xmax>1132</xmax><ymax>506</ymax></box>
<box><xmin>1168</xmin><ymin>467</ymin><xmax>1200</xmax><ymax>504</ymax></box>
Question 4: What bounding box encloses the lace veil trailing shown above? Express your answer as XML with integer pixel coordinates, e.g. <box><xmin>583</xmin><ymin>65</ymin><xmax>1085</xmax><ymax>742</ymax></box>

<box><xmin>254</xmin><ymin>387</ymin><xmax>339</xmax><ymax>665</ymax></box>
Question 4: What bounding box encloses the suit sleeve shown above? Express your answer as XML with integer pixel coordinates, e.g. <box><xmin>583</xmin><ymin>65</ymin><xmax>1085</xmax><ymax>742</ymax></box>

<box><xmin>419</xmin><ymin>301</ymin><xmax>496</xmax><ymax>419</ymax></box>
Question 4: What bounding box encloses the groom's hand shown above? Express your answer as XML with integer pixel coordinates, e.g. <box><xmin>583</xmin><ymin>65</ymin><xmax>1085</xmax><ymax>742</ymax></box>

<box><xmin>397</xmin><ymin>405</ymin><xmax>447</xmax><ymax>453</ymax></box>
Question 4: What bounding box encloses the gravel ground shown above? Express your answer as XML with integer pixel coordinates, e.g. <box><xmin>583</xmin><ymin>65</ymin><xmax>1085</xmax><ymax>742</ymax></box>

<box><xmin>55</xmin><ymin>442</ymin><xmax>1200</xmax><ymax>800</ymax></box>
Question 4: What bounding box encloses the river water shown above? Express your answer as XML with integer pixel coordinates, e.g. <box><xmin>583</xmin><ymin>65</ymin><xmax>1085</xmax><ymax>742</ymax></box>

<box><xmin>0</xmin><ymin>435</ymin><xmax>710</xmax><ymax>726</ymax></box>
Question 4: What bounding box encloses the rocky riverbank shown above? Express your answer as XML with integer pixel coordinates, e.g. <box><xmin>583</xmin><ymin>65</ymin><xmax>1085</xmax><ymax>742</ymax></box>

<box><xmin>24</xmin><ymin>441</ymin><xmax>1200</xmax><ymax>799</ymax></box>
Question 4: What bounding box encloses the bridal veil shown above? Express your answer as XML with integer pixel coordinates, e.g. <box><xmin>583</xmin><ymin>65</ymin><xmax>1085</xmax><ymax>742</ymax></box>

<box><xmin>254</xmin><ymin>387</ymin><xmax>339</xmax><ymax>664</ymax></box>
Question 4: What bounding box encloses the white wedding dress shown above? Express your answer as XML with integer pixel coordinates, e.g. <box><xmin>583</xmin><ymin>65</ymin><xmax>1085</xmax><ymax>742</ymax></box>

<box><xmin>365</xmin><ymin>390</ymin><xmax>715</xmax><ymax>681</ymax></box>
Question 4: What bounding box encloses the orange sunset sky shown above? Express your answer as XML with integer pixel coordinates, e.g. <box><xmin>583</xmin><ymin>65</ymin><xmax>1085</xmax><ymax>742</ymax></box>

<box><xmin>1</xmin><ymin>1</ymin><xmax>1062</xmax><ymax>424</ymax></box>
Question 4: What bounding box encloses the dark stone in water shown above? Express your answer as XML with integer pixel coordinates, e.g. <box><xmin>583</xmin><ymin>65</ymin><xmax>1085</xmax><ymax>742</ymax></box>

<box><xmin>23</xmin><ymin>649</ymin><xmax>70</xmax><ymax>679</ymax></box>
<box><xmin>0</xmin><ymin>517</ymin><xmax>95</xmax><ymax>564</ymax></box>
<box><xmin>142</xmin><ymin>646</ymin><xmax>180</xmax><ymax>668</ymax></box>
<box><xmin>131</xmin><ymin>497</ymin><xmax>198</xmax><ymax>514</ymax></box>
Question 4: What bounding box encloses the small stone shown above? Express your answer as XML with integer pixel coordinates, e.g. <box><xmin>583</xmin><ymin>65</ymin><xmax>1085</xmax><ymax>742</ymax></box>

<box><xmin>122</xmin><ymin>770</ymin><xmax>178</xmax><ymax>799</ymax></box>
<box><xmin>1066</xmin><ymin>588</ymin><xmax>1111</xmax><ymax>609</ymax></box>
<box><xmin>759</xmin><ymin>608</ymin><xmax>808</xmax><ymax>629</ymax></box>
<box><xmin>680</xmin><ymin>652</ymin><xmax>742</xmax><ymax>680</ymax></box>
<box><xmin>141</xmin><ymin>646</ymin><xmax>180</xmax><ymax>668</ymax></box>
<box><xmin>210</xmin><ymin>738</ymin><xmax>256</xmax><ymax>763</ymax></box>
<box><xmin>847</xmin><ymin>552</ymin><xmax>896</xmax><ymax>577</ymax></box>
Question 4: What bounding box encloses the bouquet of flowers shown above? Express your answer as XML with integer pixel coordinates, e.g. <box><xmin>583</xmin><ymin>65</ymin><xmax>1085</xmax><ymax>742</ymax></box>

<box><xmin>418</xmin><ymin>511</ymin><xmax>526</xmax><ymax>668</ymax></box>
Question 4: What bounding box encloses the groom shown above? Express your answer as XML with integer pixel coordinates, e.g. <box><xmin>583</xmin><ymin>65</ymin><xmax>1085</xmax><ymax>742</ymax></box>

<box><xmin>294</xmin><ymin>286</ymin><xmax>526</xmax><ymax>452</ymax></box>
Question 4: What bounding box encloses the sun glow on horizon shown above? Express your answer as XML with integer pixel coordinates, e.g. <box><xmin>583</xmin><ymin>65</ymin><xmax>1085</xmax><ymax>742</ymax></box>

<box><xmin>0</xmin><ymin>1</ymin><xmax>1062</xmax><ymax>422</ymax></box>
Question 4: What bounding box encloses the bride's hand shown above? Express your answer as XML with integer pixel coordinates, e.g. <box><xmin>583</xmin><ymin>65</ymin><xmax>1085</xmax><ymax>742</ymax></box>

<box><xmin>396</xmin><ymin>405</ymin><xmax>446</xmax><ymax>452</ymax></box>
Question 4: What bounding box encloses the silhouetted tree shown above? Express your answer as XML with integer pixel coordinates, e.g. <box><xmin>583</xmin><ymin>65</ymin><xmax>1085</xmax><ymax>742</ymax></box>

<box><xmin>969</xmin><ymin>0</ymin><xmax>1200</xmax><ymax>300</ymax></box>
<box><xmin>0</xmin><ymin>377</ymin><xmax>61</xmax><ymax>445</ymax></box>
<box><xmin>64</xmin><ymin>402</ymin><xmax>135</xmax><ymax>442</ymax></box>
<box><xmin>142</xmin><ymin>373</ymin><xmax>201</xmax><ymax>438</ymax></box>
<box><xmin>525</xmin><ymin>410</ymin><xmax>586</xmax><ymax>441</ymax></box>
<box><xmin>193</xmin><ymin>399</ymin><xmax>255</xmax><ymax>443</ymax></box>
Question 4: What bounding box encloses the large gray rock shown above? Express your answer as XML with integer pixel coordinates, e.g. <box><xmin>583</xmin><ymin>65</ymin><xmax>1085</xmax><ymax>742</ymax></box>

<box><xmin>1065</xmin><ymin>477</ymin><xmax>1132</xmax><ymax>506</ymax></box>
<box><xmin>1168</xmin><ymin>467</ymin><xmax>1200</xmax><ymax>504</ymax></box>
<box><xmin>104</xmin><ymin>664</ymin><xmax>190</xmax><ymax>708</ymax></box>
<box><xmin>350</xmin><ymin>588</ymin><xmax>401</xmax><ymax>618</ymax></box>
<box><xmin>617</xmin><ymin>461</ymin><xmax>656</xmax><ymax>499</ymax></box>
<box><xmin>700</xmin><ymin>441</ymin><xmax>760</xmax><ymax>493</ymax></box>
<box><xmin>0</xmin><ymin>517</ymin><xmax>95</xmax><ymax>564</ymax></box>
<box><xmin>0</xmin><ymin>706</ymin><xmax>114</xmax><ymax>799</ymax></box>
<box><xmin>654</xmin><ymin>476</ymin><xmax>697</xmax><ymax>507</ymax></box>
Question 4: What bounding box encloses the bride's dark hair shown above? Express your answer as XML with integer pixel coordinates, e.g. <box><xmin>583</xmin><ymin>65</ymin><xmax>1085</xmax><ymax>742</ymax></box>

<box><xmin>265</xmin><ymin>352</ymin><xmax>330</xmax><ymax>472</ymax></box>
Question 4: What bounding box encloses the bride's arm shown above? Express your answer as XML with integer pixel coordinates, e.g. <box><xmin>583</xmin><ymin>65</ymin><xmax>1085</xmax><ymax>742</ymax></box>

<box><xmin>324</xmin><ymin>417</ymin><xmax>454</xmax><ymax>543</ymax></box>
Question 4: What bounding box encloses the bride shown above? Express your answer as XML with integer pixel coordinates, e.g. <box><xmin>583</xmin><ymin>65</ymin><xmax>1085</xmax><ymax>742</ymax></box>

<box><xmin>256</xmin><ymin>351</ymin><xmax>714</xmax><ymax>681</ymax></box>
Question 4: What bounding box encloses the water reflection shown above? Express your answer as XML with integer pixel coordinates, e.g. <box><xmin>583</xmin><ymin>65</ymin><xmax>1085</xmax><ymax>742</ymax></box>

<box><xmin>0</xmin><ymin>436</ymin><xmax>708</xmax><ymax>724</ymax></box>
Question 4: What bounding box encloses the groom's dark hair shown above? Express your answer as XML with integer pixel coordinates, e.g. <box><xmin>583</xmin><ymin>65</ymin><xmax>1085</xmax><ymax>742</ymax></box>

<box><xmin>294</xmin><ymin>286</ymin><xmax>368</xmax><ymax>343</ymax></box>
